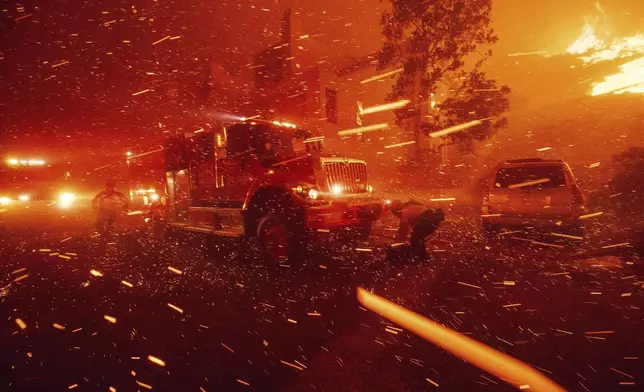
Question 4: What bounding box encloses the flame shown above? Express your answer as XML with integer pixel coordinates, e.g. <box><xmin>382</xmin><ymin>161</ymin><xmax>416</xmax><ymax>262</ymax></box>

<box><xmin>567</xmin><ymin>24</ymin><xmax>603</xmax><ymax>55</ymax></box>
<box><xmin>568</xmin><ymin>23</ymin><xmax>644</xmax><ymax>96</ymax></box>
<box><xmin>591</xmin><ymin>57</ymin><xmax>644</xmax><ymax>96</ymax></box>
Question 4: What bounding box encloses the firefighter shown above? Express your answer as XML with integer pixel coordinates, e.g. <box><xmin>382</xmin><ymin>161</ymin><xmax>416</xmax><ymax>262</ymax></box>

<box><xmin>387</xmin><ymin>199</ymin><xmax>445</xmax><ymax>260</ymax></box>
<box><xmin>258</xmin><ymin>141</ymin><xmax>278</xmax><ymax>167</ymax></box>
<box><xmin>92</xmin><ymin>179</ymin><xmax>129</xmax><ymax>238</ymax></box>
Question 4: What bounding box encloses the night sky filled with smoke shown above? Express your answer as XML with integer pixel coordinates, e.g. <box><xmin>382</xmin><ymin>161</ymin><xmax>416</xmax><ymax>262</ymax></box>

<box><xmin>2</xmin><ymin>0</ymin><xmax>644</xmax><ymax>150</ymax></box>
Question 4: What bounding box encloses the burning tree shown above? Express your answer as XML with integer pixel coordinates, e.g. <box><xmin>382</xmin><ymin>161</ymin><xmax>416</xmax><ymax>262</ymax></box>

<box><xmin>378</xmin><ymin>0</ymin><xmax>510</xmax><ymax>159</ymax></box>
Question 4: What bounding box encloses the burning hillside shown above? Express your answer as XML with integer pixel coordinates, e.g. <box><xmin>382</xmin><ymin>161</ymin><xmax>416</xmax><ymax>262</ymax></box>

<box><xmin>567</xmin><ymin>23</ymin><xmax>644</xmax><ymax>96</ymax></box>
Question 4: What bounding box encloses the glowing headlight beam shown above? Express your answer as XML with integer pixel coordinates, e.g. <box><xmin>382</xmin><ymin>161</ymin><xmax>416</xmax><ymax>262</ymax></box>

<box><xmin>429</xmin><ymin>118</ymin><xmax>491</xmax><ymax>138</ymax></box>
<box><xmin>331</xmin><ymin>184</ymin><xmax>343</xmax><ymax>196</ymax></box>
<box><xmin>360</xmin><ymin>99</ymin><xmax>410</xmax><ymax>115</ymax></box>
<box><xmin>357</xmin><ymin>288</ymin><xmax>566</xmax><ymax>392</ymax></box>
<box><xmin>58</xmin><ymin>192</ymin><xmax>75</xmax><ymax>208</ymax></box>
<box><xmin>338</xmin><ymin>123</ymin><xmax>388</xmax><ymax>136</ymax></box>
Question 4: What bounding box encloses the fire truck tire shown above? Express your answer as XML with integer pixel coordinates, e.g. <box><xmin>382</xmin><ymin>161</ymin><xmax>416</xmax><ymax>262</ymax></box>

<box><xmin>257</xmin><ymin>214</ymin><xmax>305</xmax><ymax>264</ymax></box>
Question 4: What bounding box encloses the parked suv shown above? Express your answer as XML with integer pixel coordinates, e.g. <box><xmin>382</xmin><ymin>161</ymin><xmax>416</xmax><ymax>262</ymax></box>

<box><xmin>481</xmin><ymin>158</ymin><xmax>585</xmax><ymax>236</ymax></box>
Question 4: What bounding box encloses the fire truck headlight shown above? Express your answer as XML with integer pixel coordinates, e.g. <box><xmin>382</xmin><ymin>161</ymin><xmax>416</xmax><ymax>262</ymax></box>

<box><xmin>18</xmin><ymin>194</ymin><xmax>30</xmax><ymax>202</ymax></box>
<box><xmin>331</xmin><ymin>184</ymin><xmax>343</xmax><ymax>196</ymax></box>
<box><xmin>150</xmin><ymin>193</ymin><xmax>160</xmax><ymax>202</ymax></box>
<box><xmin>58</xmin><ymin>192</ymin><xmax>75</xmax><ymax>208</ymax></box>
<box><xmin>0</xmin><ymin>197</ymin><xmax>11</xmax><ymax>205</ymax></box>
<box><xmin>308</xmin><ymin>188</ymin><xmax>319</xmax><ymax>200</ymax></box>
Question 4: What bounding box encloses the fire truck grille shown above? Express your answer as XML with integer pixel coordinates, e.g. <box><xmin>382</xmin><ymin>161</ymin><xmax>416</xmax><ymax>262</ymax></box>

<box><xmin>324</xmin><ymin>162</ymin><xmax>368</xmax><ymax>193</ymax></box>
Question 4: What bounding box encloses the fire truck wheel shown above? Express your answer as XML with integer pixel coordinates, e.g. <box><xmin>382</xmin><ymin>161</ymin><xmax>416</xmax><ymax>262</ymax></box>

<box><xmin>257</xmin><ymin>214</ymin><xmax>304</xmax><ymax>264</ymax></box>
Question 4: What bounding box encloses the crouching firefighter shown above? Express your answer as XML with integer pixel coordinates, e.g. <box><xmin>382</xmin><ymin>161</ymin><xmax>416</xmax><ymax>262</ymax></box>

<box><xmin>387</xmin><ymin>200</ymin><xmax>445</xmax><ymax>260</ymax></box>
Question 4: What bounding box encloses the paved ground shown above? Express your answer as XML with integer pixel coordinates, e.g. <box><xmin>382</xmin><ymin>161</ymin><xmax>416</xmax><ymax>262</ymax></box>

<box><xmin>1</xmin><ymin>208</ymin><xmax>643</xmax><ymax>391</ymax></box>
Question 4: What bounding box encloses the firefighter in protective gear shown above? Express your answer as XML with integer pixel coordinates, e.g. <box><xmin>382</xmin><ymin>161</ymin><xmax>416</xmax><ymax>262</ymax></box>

<box><xmin>388</xmin><ymin>200</ymin><xmax>445</xmax><ymax>259</ymax></box>
<box><xmin>92</xmin><ymin>180</ymin><xmax>129</xmax><ymax>236</ymax></box>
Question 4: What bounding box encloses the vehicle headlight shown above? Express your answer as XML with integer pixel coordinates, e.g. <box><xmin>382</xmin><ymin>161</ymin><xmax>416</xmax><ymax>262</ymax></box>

<box><xmin>58</xmin><ymin>192</ymin><xmax>75</xmax><ymax>208</ymax></box>
<box><xmin>366</xmin><ymin>184</ymin><xmax>374</xmax><ymax>193</ymax></box>
<box><xmin>150</xmin><ymin>193</ymin><xmax>160</xmax><ymax>202</ymax></box>
<box><xmin>331</xmin><ymin>184</ymin><xmax>343</xmax><ymax>196</ymax></box>
<box><xmin>292</xmin><ymin>184</ymin><xmax>319</xmax><ymax>200</ymax></box>
<box><xmin>0</xmin><ymin>197</ymin><xmax>10</xmax><ymax>205</ymax></box>
<box><xmin>18</xmin><ymin>194</ymin><xmax>30</xmax><ymax>202</ymax></box>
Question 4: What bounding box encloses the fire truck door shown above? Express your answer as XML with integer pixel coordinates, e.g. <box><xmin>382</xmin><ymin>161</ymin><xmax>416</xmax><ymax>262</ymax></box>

<box><xmin>217</xmin><ymin>153</ymin><xmax>258</xmax><ymax>207</ymax></box>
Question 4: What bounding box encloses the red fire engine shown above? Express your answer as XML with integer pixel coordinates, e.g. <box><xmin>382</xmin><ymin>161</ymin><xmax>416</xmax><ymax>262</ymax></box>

<box><xmin>129</xmin><ymin>119</ymin><xmax>383</xmax><ymax>262</ymax></box>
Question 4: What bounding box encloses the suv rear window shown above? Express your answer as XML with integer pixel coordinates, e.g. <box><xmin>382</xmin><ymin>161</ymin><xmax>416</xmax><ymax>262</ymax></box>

<box><xmin>494</xmin><ymin>165</ymin><xmax>567</xmax><ymax>189</ymax></box>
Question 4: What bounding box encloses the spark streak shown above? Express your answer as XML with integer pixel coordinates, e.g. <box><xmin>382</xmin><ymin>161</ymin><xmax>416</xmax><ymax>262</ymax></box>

<box><xmin>90</xmin><ymin>269</ymin><xmax>103</xmax><ymax>277</ymax></box>
<box><xmin>360</xmin><ymin>68</ymin><xmax>403</xmax><ymax>84</ymax></box>
<box><xmin>429</xmin><ymin>118</ymin><xmax>491</xmax><ymax>138</ymax></box>
<box><xmin>430</xmin><ymin>197</ymin><xmax>456</xmax><ymax>202</ymax></box>
<box><xmin>147</xmin><ymin>355</ymin><xmax>166</xmax><ymax>367</ymax></box>
<box><xmin>15</xmin><ymin>319</ymin><xmax>27</xmax><ymax>329</ymax></box>
<box><xmin>280</xmin><ymin>360</ymin><xmax>304</xmax><ymax>370</ymax></box>
<box><xmin>338</xmin><ymin>123</ymin><xmax>388</xmax><ymax>136</ymax></box>
<box><xmin>167</xmin><ymin>266</ymin><xmax>183</xmax><ymax>275</ymax></box>
<box><xmin>357</xmin><ymin>288</ymin><xmax>565</xmax><ymax>392</ymax></box>
<box><xmin>52</xmin><ymin>60</ymin><xmax>70</xmax><ymax>68</ymax></box>
<box><xmin>384</xmin><ymin>141</ymin><xmax>416</xmax><ymax>149</ymax></box>
<box><xmin>152</xmin><ymin>35</ymin><xmax>171</xmax><ymax>45</ymax></box>
<box><xmin>508</xmin><ymin>178</ymin><xmax>551</xmax><ymax>189</ymax></box>
<box><xmin>360</xmin><ymin>99</ymin><xmax>410</xmax><ymax>115</ymax></box>
<box><xmin>579</xmin><ymin>212</ymin><xmax>603</xmax><ymax>220</ymax></box>
<box><xmin>132</xmin><ymin>89</ymin><xmax>150</xmax><ymax>96</ymax></box>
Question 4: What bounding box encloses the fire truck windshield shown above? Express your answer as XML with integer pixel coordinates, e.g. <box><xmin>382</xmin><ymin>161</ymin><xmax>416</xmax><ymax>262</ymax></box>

<box><xmin>228</xmin><ymin>123</ymin><xmax>319</xmax><ymax>161</ymax></box>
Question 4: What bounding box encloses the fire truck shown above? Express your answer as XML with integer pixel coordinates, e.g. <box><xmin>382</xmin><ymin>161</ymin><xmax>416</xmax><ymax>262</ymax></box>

<box><xmin>129</xmin><ymin>119</ymin><xmax>383</xmax><ymax>262</ymax></box>
<box><xmin>0</xmin><ymin>158</ymin><xmax>78</xmax><ymax>209</ymax></box>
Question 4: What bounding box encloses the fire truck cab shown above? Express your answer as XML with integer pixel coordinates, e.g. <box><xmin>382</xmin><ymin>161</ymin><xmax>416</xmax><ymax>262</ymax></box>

<box><xmin>163</xmin><ymin>119</ymin><xmax>382</xmax><ymax>262</ymax></box>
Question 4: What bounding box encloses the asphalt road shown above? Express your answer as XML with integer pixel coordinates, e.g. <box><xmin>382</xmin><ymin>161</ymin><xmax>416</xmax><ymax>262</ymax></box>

<box><xmin>1</xmin><ymin>209</ymin><xmax>643</xmax><ymax>392</ymax></box>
